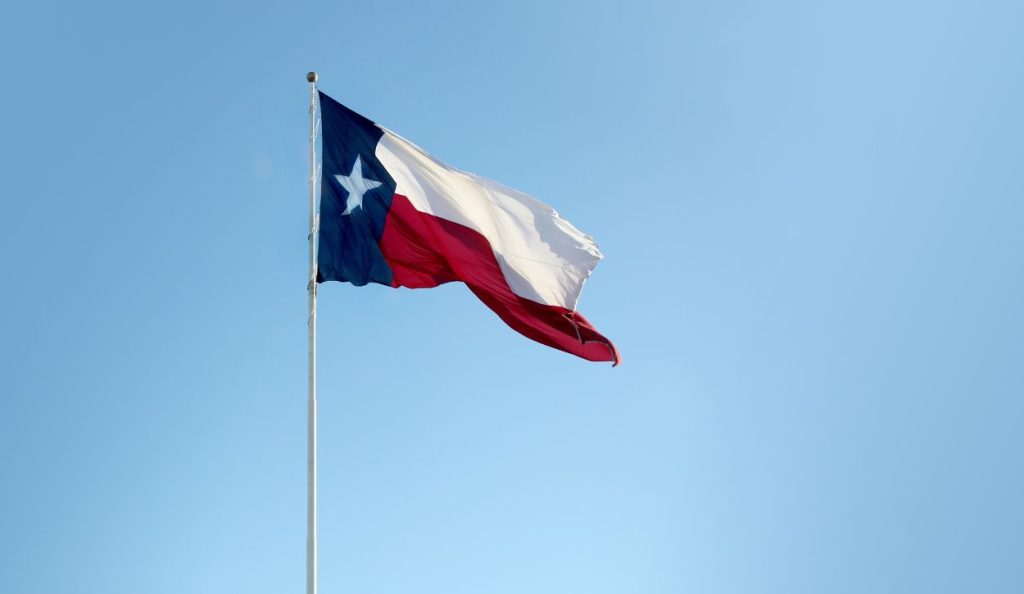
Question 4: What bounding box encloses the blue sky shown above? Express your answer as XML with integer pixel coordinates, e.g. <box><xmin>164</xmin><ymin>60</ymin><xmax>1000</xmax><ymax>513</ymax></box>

<box><xmin>2</xmin><ymin>1</ymin><xmax>1022</xmax><ymax>592</ymax></box>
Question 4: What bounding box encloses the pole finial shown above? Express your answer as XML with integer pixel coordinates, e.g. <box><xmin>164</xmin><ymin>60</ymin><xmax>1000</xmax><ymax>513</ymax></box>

<box><xmin>307</xmin><ymin>71</ymin><xmax>318</xmax><ymax>84</ymax></box>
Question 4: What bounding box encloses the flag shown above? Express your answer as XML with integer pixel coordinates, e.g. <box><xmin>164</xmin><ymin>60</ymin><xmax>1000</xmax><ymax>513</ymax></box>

<box><xmin>316</xmin><ymin>91</ymin><xmax>619</xmax><ymax>365</ymax></box>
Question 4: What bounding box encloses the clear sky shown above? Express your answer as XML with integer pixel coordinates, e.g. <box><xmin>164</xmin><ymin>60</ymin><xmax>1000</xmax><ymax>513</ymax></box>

<box><xmin>2</xmin><ymin>1</ymin><xmax>1022</xmax><ymax>593</ymax></box>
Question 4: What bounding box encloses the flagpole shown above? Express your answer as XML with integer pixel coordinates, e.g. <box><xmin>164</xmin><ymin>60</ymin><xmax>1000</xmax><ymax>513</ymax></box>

<box><xmin>306</xmin><ymin>70</ymin><xmax>320</xmax><ymax>594</ymax></box>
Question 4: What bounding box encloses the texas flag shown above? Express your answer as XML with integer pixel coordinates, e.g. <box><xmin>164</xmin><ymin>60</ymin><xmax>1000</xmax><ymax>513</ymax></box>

<box><xmin>315</xmin><ymin>91</ymin><xmax>619</xmax><ymax>365</ymax></box>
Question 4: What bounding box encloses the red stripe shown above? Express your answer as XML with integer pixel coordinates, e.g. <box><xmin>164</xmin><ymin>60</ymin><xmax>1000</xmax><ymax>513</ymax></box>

<box><xmin>379</xmin><ymin>194</ymin><xmax>619</xmax><ymax>364</ymax></box>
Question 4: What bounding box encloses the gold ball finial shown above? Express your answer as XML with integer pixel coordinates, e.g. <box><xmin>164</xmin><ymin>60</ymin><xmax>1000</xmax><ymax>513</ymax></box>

<box><xmin>307</xmin><ymin>71</ymin><xmax>318</xmax><ymax>84</ymax></box>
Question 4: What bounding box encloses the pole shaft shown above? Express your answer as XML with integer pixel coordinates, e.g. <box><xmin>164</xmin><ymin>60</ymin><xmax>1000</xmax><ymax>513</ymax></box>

<box><xmin>307</xmin><ymin>77</ymin><xmax>319</xmax><ymax>594</ymax></box>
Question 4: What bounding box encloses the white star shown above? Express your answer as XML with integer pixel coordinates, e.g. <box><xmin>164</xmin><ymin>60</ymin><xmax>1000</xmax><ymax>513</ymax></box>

<box><xmin>334</xmin><ymin>155</ymin><xmax>383</xmax><ymax>215</ymax></box>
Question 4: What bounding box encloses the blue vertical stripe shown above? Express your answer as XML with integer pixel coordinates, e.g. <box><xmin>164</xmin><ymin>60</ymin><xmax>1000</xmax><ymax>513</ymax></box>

<box><xmin>316</xmin><ymin>91</ymin><xmax>397</xmax><ymax>286</ymax></box>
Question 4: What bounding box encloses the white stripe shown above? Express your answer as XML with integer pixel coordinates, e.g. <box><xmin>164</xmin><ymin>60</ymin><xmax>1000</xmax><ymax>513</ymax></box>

<box><xmin>374</xmin><ymin>128</ymin><xmax>603</xmax><ymax>309</ymax></box>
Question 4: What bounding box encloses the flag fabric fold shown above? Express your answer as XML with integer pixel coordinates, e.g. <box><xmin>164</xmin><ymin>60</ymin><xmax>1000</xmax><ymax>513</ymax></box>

<box><xmin>316</xmin><ymin>91</ymin><xmax>619</xmax><ymax>364</ymax></box>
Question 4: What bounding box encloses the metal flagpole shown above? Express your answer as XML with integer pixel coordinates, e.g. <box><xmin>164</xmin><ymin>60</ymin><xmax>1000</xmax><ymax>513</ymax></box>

<box><xmin>306</xmin><ymin>70</ymin><xmax>320</xmax><ymax>594</ymax></box>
